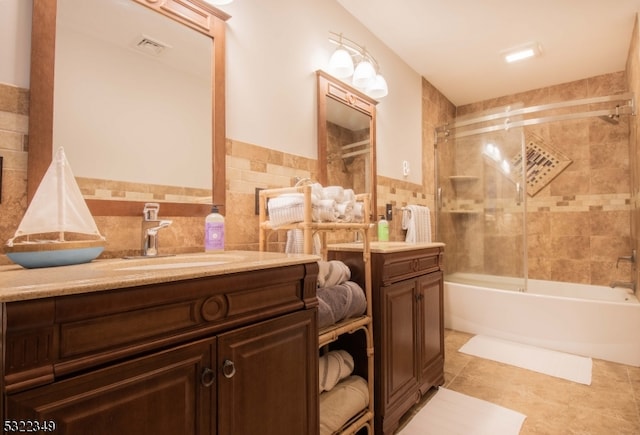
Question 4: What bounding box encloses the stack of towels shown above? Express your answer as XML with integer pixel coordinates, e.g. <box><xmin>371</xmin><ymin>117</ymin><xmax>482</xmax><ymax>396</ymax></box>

<box><xmin>319</xmin><ymin>349</ymin><xmax>369</xmax><ymax>435</ymax></box>
<box><xmin>267</xmin><ymin>183</ymin><xmax>366</xmax><ymax>227</ymax></box>
<box><xmin>316</xmin><ymin>260</ymin><xmax>367</xmax><ymax>329</ymax></box>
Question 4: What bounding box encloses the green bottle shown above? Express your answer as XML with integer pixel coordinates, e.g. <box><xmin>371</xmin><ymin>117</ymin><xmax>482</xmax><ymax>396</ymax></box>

<box><xmin>377</xmin><ymin>215</ymin><xmax>389</xmax><ymax>242</ymax></box>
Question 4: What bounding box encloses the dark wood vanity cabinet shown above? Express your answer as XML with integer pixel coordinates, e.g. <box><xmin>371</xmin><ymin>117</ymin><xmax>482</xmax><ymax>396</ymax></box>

<box><xmin>2</xmin><ymin>262</ymin><xmax>319</xmax><ymax>435</ymax></box>
<box><xmin>329</xmin><ymin>245</ymin><xmax>445</xmax><ymax>435</ymax></box>
<box><xmin>7</xmin><ymin>336</ymin><xmax>217</xmax><ymax>434</ymax></box>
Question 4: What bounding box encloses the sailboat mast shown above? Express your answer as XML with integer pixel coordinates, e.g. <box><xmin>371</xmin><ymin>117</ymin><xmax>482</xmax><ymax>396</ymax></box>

<box><xmin>57</xmin><ymin>148</ymin><xmax>66</xmax><ymax>242</ymax></box>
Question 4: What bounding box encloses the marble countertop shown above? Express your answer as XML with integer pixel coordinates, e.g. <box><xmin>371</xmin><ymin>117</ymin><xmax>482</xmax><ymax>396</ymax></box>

<box><xmin>0</xmin><ymin>251</ymin><xmax>320</xmax><ymax>303</ymax></box>
<box><xmin>327</xmin><ymin>241</ymin><xmax>445</xmax><ymax>253</ymax></box>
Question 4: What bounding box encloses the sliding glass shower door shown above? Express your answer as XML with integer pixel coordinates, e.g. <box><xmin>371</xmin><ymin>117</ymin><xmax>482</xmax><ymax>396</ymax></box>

<box><xmin>435</xmin><ymin>109</ymin><xmax>527</xmax><ymax>291</ymax></box>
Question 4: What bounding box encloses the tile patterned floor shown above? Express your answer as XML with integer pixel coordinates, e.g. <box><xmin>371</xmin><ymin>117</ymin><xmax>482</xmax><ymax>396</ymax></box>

<box><xmin>397</xmin><ymin>329</ymin><xmax>640</xmax><ymax>434</ymax></box>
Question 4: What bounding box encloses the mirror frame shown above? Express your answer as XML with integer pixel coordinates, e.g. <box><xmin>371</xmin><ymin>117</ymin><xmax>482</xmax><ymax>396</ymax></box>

<box><xmin>28</xmin><ymin>0</ymin><xmax>229</xmax><ymax>216</ymax></box>
<box><xmin>316</xmin><ymin>70</ymin><xmax>378</xmax><ymax>218</ymax></box>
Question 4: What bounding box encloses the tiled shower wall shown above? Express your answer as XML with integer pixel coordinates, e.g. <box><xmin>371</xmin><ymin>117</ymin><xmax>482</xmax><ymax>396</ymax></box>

<box><xmin>451</xmin><ymin>71</ymin><xmax>633</xmax><ymax>285</ymax></box>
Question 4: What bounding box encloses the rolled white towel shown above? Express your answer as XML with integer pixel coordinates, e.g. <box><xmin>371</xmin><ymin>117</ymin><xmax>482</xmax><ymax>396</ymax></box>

<box><xmin>353</xmin><ymin>202</ymin><xmax>365</xmax><ymax>222</ymax></box>
<box><xmin>314</xmin><ymin>199</ymin><xmax>339</xmax><ymax>222</ymax></box>
<box><xmin>335</xmin><ymin>201</ymin><xmax>354</xmax><ymax>222</ymax></box>
<box><xmin>343</xmin><ymin>189</ymin><xmax>356</xmax><ymax>202</ymax></box>
<box><xmin>323</xmin><ymin>186</ymin><xmax>345</xmax><ymax>202</ymax></box>
<box><xmin>310</xmin><ymin>182</ymin><xmax>324</xmax><ymax>199</ymax></box>
<box><xmin>317</xmin><ymin>260</ymin><xmax>351</xmax><ymax>287</ymax></box>
<box><xmin>319</xmin><ymin>350</ymin><xmax>355</xmax><ymax>393</ymax></box>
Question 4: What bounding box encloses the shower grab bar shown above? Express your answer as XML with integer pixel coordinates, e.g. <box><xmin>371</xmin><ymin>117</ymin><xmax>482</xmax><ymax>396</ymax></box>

<box><xmin>515</xmin><ymin>183</ymin><xmax>524</xmax><ymax>205</ymax></box>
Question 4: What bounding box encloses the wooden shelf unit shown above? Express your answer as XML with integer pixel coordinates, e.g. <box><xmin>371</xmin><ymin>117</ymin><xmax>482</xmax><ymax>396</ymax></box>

<box><xmin>259</xmin><ymin>185</ymin><xmax>375</xmax><ymax>434</ymax></box>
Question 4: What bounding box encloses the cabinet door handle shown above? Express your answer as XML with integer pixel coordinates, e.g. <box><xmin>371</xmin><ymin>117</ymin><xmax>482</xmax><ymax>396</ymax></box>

<box><xmin>200</xmin><ymin>367</ymin><xmax>216</xmax><ymax>387</ymax></box>
<box><xmin>222</xmin><ymin>359</ymin><xmax>236</xmax><ymax>378</ymax></box>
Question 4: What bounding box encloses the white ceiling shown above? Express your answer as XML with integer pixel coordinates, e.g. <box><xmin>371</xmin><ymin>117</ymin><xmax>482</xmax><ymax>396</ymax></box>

<box><xmin>337</xmin><ymin>0</ymin><xmax>640</xmax><ymax>106</ymax></box>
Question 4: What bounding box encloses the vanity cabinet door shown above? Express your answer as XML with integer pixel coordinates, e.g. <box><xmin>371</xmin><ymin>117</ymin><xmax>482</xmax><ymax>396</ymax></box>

<box><xmin>5</xmin><ymin>338</ymin><xmax>216</xmax><ymax>435</ymax></box>
<box><xmin>417</xmin><ymin>271</ymin><xmax>445</xmax><ymax>393</ymax></box>
<box><xmin>378</xmin><ymin>279</ymin><xmax>419</xmax><ymax>431</ymax></box>
<box><xmin>217</xmin><ymin>309</ymin><xmax>318</xmax><ymax>435</ymax></box>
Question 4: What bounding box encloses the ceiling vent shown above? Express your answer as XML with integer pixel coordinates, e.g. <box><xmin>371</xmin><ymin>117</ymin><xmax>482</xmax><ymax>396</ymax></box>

<box><xmin>132</xmin><ymin>35</ymin><xmax>171</xmax><ymax>56</ymax></box>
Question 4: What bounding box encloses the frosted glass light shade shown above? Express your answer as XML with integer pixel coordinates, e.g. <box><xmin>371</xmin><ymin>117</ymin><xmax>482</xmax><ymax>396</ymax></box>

<box><xmin>328</xmin><ymin>48</ymin><xmax>354</xmax><ymax>78</ymax></box>
<box><xmin>366</xmin><ymin>74</ymin><xmax>388</xmax><ymax>98</ymax></box>
<box><xmin>352</xmin><ymin>60</ymin><xmax>376</xmax><ymax>88</ymax></box>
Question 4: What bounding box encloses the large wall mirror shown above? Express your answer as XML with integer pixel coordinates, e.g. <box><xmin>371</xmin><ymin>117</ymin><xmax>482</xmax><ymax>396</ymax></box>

<box><xmin>28</xmin><ymin>0</ymin><xmax>229</xmax><ymax>216</ymax></box>
<box><xmin>316</xmin><ymin>70</ymin><xmax>377</xmax><ymax>219</ymax></box>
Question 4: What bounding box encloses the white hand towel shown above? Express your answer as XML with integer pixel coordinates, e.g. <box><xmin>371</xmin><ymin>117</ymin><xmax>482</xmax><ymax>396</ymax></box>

<box><xmin>402</xmin><ymin>205</ymin><xmax>432</xmax><ymax>243</ymax></box>
<box><xmin>285</xmin><ymin>229</ymin><xmax>321</xmax><ymax>254</ymax></box>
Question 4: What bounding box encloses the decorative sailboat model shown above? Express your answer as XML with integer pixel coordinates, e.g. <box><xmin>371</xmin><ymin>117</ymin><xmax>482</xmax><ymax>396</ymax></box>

<box><xmin>6</xmin><ymin>147</ymin><xmax>106</xmax><ymax>268</ymax></box>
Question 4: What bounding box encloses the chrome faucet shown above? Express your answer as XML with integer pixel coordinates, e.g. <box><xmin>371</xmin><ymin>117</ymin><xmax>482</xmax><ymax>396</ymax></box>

<box><xmin>141</xmin><ymin>203</ymin><xmax>172</xmax><ymax>257</ymax></box>
<box><xmin>610</xmin><ymin>281</ymin><xmax>636</xmax><ymax>293</ymax></box>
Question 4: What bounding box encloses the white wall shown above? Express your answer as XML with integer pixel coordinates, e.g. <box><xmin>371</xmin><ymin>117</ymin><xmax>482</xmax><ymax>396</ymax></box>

<box><xmin>0</xmin><ymin>0</ymin><xmax>32</xmax><ymax>88</ymax></box>
<box><xmin>1</xmin><ymin>0</ymin><xmax>424</xmax><ymax>184</ymax></box>
<box><xmin>221</xmin><ymin>0</ymin><xmax>423</xmax><ymax>183</ymax></box>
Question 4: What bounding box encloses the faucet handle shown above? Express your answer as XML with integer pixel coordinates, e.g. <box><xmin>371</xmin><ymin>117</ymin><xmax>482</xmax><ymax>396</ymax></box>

<box><xmin>143</xmin><ymin>203</ymin><xmax>160</xmax><ymax>221</ymax></box>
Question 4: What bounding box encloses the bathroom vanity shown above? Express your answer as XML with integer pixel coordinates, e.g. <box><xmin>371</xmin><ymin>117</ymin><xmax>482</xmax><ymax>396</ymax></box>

<box><xmin>328</xmin><ymin>242</ymin><xmax>445</xmax><ymax>435</ymax></box>
<box><xmin>0</xmin><ymin>251</ymin><xmax>319</xmax><ymax>435</ymax></box>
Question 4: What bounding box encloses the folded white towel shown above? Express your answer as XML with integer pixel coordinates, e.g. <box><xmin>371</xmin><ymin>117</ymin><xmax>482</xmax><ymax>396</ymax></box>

<box><xmin>353</xmin><ymin>202</ymin><xmax>365</xmax><ymax>222</ymax></box>
<box><xmin>267</xmin><ymin>193</ymin><xmax>305</xmax><ymax>226</ymax></box>
<box><xmin>319</xmin><ymin>376</ymin><xmax>369</xmax><ymax>435</ymax></box>
<box><xmin>402</xmin><ymin>205</ymin><xmax>432</xmax><ymax>243</ymax></box>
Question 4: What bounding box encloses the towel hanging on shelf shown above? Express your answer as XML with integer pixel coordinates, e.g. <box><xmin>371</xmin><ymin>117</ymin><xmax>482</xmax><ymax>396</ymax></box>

<box><xmin>285</xmin><ymin>229</ymin><xmax>321</xmax><ymax>255</ymax></box>
<box><xmin>402</xmin><ymin>205</ymin><xmax>432</xmax><ymax>243</ymax></box>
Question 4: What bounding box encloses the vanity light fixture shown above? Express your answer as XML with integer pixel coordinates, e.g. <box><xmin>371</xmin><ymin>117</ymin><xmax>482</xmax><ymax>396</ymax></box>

<box><xmin>503</xmin><ymin>42</ymin><xmax>542</xmax><ymax>63</ymax></box>
<box><xmin>366</xmin><ymin>73</ymin><xmax>389</xmax><ymax>99</ymax></box>
<box><xmin>328</xmin><ymin>34</ymin><xmax>354</xmax><ymax>78</ymax></box>
<box><xmin>328</xmin><ymin>31</ymin><xmax>388</xmax><ymax>98</ymax></box>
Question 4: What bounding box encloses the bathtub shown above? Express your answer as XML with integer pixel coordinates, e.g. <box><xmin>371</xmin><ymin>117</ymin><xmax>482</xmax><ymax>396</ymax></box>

<box><xmin>444</xmin><ymin>273</ymin><xmax>640</xmax><ymax>366</ymax></box>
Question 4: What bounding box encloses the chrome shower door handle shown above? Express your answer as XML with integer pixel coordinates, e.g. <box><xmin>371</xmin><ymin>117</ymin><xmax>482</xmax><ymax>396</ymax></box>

<box><xmin>515</xmin><ymin>182</ymin><xmax>524</xmax><ymax>205</ymax></box>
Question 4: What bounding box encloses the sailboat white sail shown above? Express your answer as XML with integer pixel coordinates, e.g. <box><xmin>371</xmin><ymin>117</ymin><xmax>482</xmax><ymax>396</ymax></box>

<box><xmin>6</xmin><ymin>147</ymin><xmax>106</xmax><ymax>268</ymax></box>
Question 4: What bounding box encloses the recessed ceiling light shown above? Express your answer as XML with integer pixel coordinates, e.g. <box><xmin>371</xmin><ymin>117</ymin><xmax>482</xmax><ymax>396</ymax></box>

<box><xmin>503</xmin><ymin>42</ymin><xmax>542</xmax><ymax>63</ymax></box>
